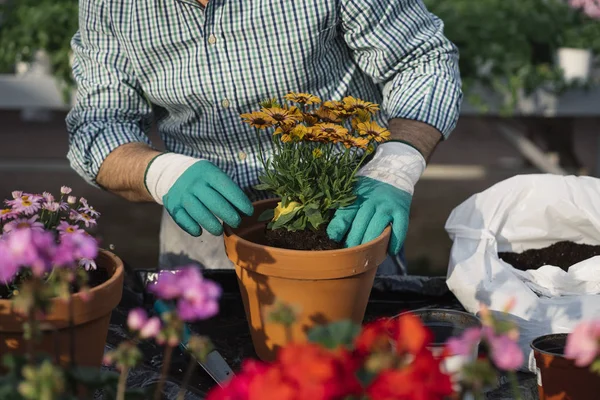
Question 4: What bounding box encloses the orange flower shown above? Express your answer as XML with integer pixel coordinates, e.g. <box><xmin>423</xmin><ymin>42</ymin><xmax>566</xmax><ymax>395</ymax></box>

<box><xmin>313</xmin><ymin>107</ymin><xmax>341</xmax><ymax>123</ymax></box>
<box><xmin>352</xmin><ymin>137</ymin><xmax>370</xmax><ymax>150</ymax></box>
<box><xmin>281</xmin><ymin>134</ymin><xmax>293</xmax><ymax>143</ymax></box>
<box><xmin>356</xmin><ymin>121</ymin><xmax>390</xmax><ymax>143</ymax></box>
<box><xmin>303</xmin><ymin>113</ymin><xmax>319</xmax><ymax>126</ymax></box>
<box><xmin>322</xmin><ymin>100</ymin><xmax>343</xmax><ymax>111</ymax></box>
<box><xmin>342</xmin><ymin>96</ymin><xmax>380</xmax><ymax>114</ymax></box>
<box><xmin>312</xmin><ymin>123</ymin><xmax>348</xmax><ymax>141</ymax></box>
<box><xmin>240</xmin><ymin>111</ymin><xmax>273</xmax><ymax>129</ymax></box>
<box><xmin>274</xmin><ymin>124</ymin><xmax>294</xmax><ymax>136</ymax></box>
<box><xmin>388</xmin><ymin>313</ymin><xmax>433</xmax><ymax>356</ymax></box>
<box><xmin>284</xmin><ymin>92</ymin><xmax>322</xmax><ymax>105</ymax></box>
<box><xmin>262</xmin><ymin>107</ymin><xmax>302</xmax><ymax>127</ymax></box>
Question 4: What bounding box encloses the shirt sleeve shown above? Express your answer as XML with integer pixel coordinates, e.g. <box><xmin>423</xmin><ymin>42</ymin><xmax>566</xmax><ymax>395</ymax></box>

<box><xmin>340</xmin><ymin>0</ymin><xmax>462</xmax><ymax>138</ymax></box>
<box><xmin>66</xmin><ymin>0</ymin><xmax>153</xmax><ymax>187</ymax></box>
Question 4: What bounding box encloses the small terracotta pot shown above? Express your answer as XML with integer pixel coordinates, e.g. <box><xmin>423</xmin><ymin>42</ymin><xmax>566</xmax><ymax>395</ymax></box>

<box><xmin>0</xmin><ymin>250</ymin><xmax>124</xmax><ymax>367</ymax></box>
<box><xmin>224</xmin><ymin>199</ymin><xmax>390</xmax><ymax>361</ymax></box>
<box><xmin>531</xmin><ymin>334</ymin><xmax>600</xmax><ymax>400</ymax></box>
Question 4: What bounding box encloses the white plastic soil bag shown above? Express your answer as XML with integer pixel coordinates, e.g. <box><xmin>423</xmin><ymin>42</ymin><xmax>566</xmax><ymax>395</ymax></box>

<box><xmin>445</xmin><ymin>174</ymin><xmax>600</xmax><ymax>372</ymax></box>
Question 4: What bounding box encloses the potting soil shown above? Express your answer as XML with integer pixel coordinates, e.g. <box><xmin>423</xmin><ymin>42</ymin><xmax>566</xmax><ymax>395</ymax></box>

<box><xmin>498</xmin><ymin>241</ymin><xmax>600</xmax><ymax>272</ymax></box>
<box><xmin>264</xmin><ymin>225</ymin><xmax>342</xmax><ymax>250</ymax></box>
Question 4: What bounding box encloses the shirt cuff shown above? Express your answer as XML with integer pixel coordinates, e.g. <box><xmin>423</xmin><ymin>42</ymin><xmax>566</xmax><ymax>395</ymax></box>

<box><xmin>67</xmin><ymin>122</ymin><xmax>152</xmax><ymax>187</ymax></box>
<box><xmin>382</xmin><ymin>73</ymin><xmax>462</xmax><ymax>138</ymax></box>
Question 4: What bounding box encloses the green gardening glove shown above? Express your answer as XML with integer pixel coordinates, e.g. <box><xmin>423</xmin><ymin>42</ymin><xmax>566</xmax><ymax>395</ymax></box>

<box><xmin>327</xmin><ymin>177</ymin><xmax>412</xmax><ymax>255</ymax></box>
<box><xmin>145</xmin><ymin>154</ymin><xmax>254</xmax><ymax>237</ymax></box>
<box><xmin>327</xmin><ymin>142</ymin><xmax>426</xmax><ymax>255</ymax></box>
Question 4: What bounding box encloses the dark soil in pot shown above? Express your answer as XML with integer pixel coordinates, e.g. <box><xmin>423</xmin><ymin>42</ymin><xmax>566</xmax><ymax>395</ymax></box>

<box><xmin>264</xmin><ymin>225</ymin><xmax>342</xmax><ymax>251</ymax></box>
<box><xmin>498</xmin><ymin>241</ymin><xmax>600</xmax><ymax>271</ymax></box>
<box><xmin>0</xmin><ymin>266</ymin><xmax>110</xmax><ymax>299</ymax></box>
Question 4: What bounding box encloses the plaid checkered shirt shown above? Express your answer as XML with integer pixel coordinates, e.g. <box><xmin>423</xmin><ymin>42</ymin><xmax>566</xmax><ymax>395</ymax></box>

<box><xmin>66</xmin><ymin>0</ymin><xmax>462</xmax><ymax>198</ymax></box>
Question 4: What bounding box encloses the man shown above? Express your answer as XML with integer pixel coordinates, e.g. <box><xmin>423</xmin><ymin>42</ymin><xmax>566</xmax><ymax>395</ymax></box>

<box><xmin>67</xmin><ymin>0</ymin><xmax>462</xmax><ymax>275</ymax></box>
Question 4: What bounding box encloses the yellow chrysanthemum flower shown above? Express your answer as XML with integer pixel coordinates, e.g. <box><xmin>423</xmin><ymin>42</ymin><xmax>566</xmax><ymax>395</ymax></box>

<box><xmin>240</xmin><ymin>111</ymin><xmax>272</xmax><ymax>129</ymax></box>
<box><xmin>274</xmin><ymin>124</ymin><xmax>293</xmax><ymax>136</ymax></box>
<box><xmin>356</xmin><ymin>121</ymin><xmax>391</xmax><ymax>143</ymax></box>
<box><xmin>313</xmin><ymin>107</ymin><xmax>341</xmax><ymax>123</ymax></box>
<box><xmin>286</xmin><ymin>105</ymin><xmax>304</xmax><ymax>119</ymax></box>
<box><xmin>303</xmin><ymin>113</ymin><xmax>319</xmax><ymax>126</ymax></box>
<box><xmin>312</xmin><ymin>148</ymin><xmax>323</xmax><ymax>159</ymax></box>
<box><xmin>273</xmin><ymin>201</ymin><xmax>302</xmax><ymax>222</ymax></box>
<box><xmin>352</xmin><ymin>137</ymin><xmax>370</xmax><ymax>149</ymax></box>
<box><xmin>262</xmin><ymin>107</ymin><xmax>302</xmax><ymax>127</ymax></box>
<box><xmin>284</xmin><ymin>92</ymin><xmax>322</xmax><ymax>105</ymax></box>
<box><xmin>312</xmin><ymin>123</ymin><xmax>348</xmax><ymax>139</ymax></box>
<box><xmin>342</xmin><ymin>96</ymin><xmax>380</xmax><ymax>114</ymax></box>
<box><xmin>291</xmin><ymin>125</ymin><xmax>309</xmax><ymax>141</ymax></box>
<box><xmin>281</xmin><ymin>133</ymin><xmax>293</xmax><ymax>143</ymax></box>
<box><xmin>322</xmin><ymin>100</ymin><xmax>343</xmax><ymax>111</ymax></box>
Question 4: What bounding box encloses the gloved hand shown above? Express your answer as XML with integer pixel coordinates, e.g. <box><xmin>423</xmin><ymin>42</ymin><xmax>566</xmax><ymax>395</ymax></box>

<box><xmin>327</xmin><ymin>142</ymin><xmax>426</xmax><ymax>255</ymax></box>
<box><xmin>145</xmin><ymin>154</ymin><xmax>254</xmax><ymax>237</ymax></box>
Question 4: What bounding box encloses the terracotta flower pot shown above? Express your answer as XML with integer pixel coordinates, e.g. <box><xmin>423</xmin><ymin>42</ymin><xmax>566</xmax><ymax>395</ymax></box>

<box><xmin>531</xmin><ymin>334</ymin><xmax>600</xmax><ymax>400</ymax></box>
<box><xmin>0</xmin><ymin>250</ymin><xmax>124</xmax><ymax>367</ymax></box>
<box><xmin>224</xmin><ymin>199</ymin><xmax>390</xmax><ymax>361</ymax></box>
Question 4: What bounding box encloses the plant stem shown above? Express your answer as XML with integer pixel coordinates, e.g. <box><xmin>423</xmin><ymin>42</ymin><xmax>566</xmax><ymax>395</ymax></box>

<box><xmin>176</xmin><ymin>358</ymin><xmax>197</xmax><ymax>400</ymax></box>
<box><xmin>68</xmin><ymin>294</ymin><xmax>76</xmax><ymax>368</ymax></box>
<box><xmin>117</xmin><ymin>367</ymin><xmax>130</xmax><ymax>400</ymax></box>
<box><xmin>284</xmin><ymin>325</ymin><xmax>293</xmax><ymax>344</ymax></box>
<box><xmin>26</xmin><ymin>307</ymin><xmax>35</xmax><ymax>366</ymax></box>
<box><xmin>154</xmin><ymin>345</ymin><xmax>174</xmax><ymax>400</ymax></box>
<box><xmin>508</xmin><ymin>372</ymin><xmax>523</xmax><ymax>400</ymax></box>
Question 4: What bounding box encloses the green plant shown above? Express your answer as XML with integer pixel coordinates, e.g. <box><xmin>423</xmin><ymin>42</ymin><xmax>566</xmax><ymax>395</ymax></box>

<box><xmin>423</xmin><ymin>0</ymin><xmax>596</xmax><ymax>115</ymax></box>
<box><xmin>240</xmin><ymin>93</ymin><xmax>390</xmax><ymax>232</ymax></box>
<box><xmin>0</xmin><ymin>0</ymin><xmax>79</xmax><ymax>101</ymax></box>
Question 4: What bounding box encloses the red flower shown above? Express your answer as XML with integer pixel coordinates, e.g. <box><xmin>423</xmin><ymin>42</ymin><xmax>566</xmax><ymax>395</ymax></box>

<box><xmin>355</xmin><ymin>319</ymin><xmax>392</xmax><ymax>356</ymax></box>
<box><xmin>206</xmin><ymin>359</ymin><xmax>270</xmax><ymax>400</ymax></box>
<box><xmin>366</xmin><ymin>351</ymin><xmax>453</xmax><ymax>400</ymax></box>
<box><xmin>278</xmin><ymin>343</ymin><xmax>363</xmax><ymax>400</ymax></box>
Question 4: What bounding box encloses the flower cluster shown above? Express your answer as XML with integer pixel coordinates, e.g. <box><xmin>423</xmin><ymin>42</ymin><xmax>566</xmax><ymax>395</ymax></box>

<box><xmin>241</xmin><ymin>93</ymin><xmax>391</xmax><ymax>232</ymax></box>
<box><xmin>149</xmin><ymin>266</ymin><xmax>222</xmax><ymax>322</ymax></box>
<box><xmin>569</xmin><ymin>0</ymin><xmax>600</xmax><ymax>19</ymax></box>
<box><xmin>207</xmin><ymin>313</ymin><xmax>453</xmax><ymax>400</ymax></box>
<box><xmin>0</xmin><ymin>187</ymin><xmax>101</xmax><ymax>280</ymax></box>
<box><xmin>565</xmin><ymin>319</ymin><xmax>600</xmax><ymax>369</ymax></box>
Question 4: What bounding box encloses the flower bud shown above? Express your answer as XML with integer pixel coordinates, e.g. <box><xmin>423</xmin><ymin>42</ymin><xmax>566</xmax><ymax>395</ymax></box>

<box><xmin>127</xmin><ymin>308</ymin><xmax>148</xmax><ymax>332</ymax></box>
<box><xmin>139</xmin><ymin>317</ymin><xmax>162</xmax><ymax>339</ymax></box>
<box><xmin>60</xmin><ymin>186</ymin><xmax>72</xmax><ymax>195</ymax></box>
<box><xmin>67</xmin><ymin>196</ymin><xmax>77</xmax><ymax>205</ymax></box>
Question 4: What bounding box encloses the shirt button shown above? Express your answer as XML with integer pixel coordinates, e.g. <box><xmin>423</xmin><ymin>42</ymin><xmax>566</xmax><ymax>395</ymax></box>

<box><xmin>208</xmin><ymin>35</ymin><xmax>217</xmax><ymax>45</ymax></box>
<box><xmin>221</xmin><ymin>99</ymin><xmax>230</xmax><ymax>108</ymax></box>
<box><xmin>238</xmin><ymin>151</ymin><xmax>247</xmax><ymax>161</ymax></box>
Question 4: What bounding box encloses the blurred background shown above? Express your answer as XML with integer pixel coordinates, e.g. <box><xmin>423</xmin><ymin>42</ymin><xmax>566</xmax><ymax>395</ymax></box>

<box><xmin>0</xmin><ymin>0</ymin><xmax>599</xmax><ymax>275</ymax></box>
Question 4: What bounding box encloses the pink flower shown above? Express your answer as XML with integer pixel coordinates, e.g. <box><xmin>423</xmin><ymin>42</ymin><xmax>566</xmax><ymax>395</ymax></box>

<box><xmin>42</xmin><ymin>192</ymin><xmax>55</xmax><ymax>203</ymax></box>
<box><xmin>127</xmin><ymin>308</ymin><xmax>149</xmax><ymax>331</ymax></box>
<box><xmin>4</xmin><ymin>228</ymin><xmax>57</xmax><ymax>277</ymax></box>
<box><xmin>139</xmin><ymin>317</ymin><xmax>161</xmax><ymax>339</ymax></box>
<box><xmin>10</xmin><ymin>195</ymin><xmax>41</xmax><ymax>216</ymax></box>
<box><xmin>127</xmin><ymin>308</ymin><xmax>162</xmax><ymax>339</ymax></box>
<box><xmin>446</xmin><ymin>327</ymin><xmax>482</xmax><ymax>356</ymax></box>
<box><xmin>42</xmin><ymin>202</ymin><xmax>60</xmax><ymax>212</ymax></box>
<box><xmin>61</xmin><ymin>186</ymin><xmax>72</xmax><ymax>195</ymax></box>
<box><xmin>565</xmin><ymin>320</ymin><xmax>600</xmax><ymax>367</ymax></box>
<box><xmin>0</xmin><ymin>208</ymin><xmax>17</xmax><ymax>222</ymax></box>
<box><xmin>70</xmin><ymin>210</ymin><xmax>96</xmax><ymax>228</ymax></box>
<box><xmin>487</xmin><ymin>333</ymin><xmax>524</xmax><ymax>371</ymax></box>
<box><xmin>57</xmin><ymin>221</ymin><xmax>84</xmax><ymax>236</ymax></box>
<box><xmin>0</xmin><ymin>240</ymin><xmax>19</xmax><ymax>283</ymax></box>
<box><xmin>10</xmin><ymin>191</ymin><xmax>22</xmax><ymax>200</ymax></box>
<box><xmin>79</xmin><ymin>258</ymin><xmax>97</xmax><ymax>271</ymax></box>
<box><xmin>149</xmin><ymin>266</ymin><xmax>222</xmax><ymax>322</ymax></box>
<box><xmin>3</xmin><ymin>216</ymin><xmax>45</xmax><ymax>233</ymax></box>
<box><xmin>67</xmin><ymin>196</ymin><xmax>77</xmax><ymax>205</ymax></box>
<box><xmin>570</xmin><ymin>0</ymin><xmax>600</xmax><ymax>19</ymax></box>
<box><xmin>54</xmin><ymin>232</ymin><xmax>98</xmax><ymax>268</ymax></box>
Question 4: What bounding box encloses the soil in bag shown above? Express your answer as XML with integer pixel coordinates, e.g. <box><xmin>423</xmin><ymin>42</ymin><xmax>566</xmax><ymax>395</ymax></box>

<box><xmin>265</xmin><ymin>225</ymin><xmax>343</xmax><ymax>251</ymax></box>
<box><xmin>498</xmin><ymin>241</ymin><xmax>600</xmax><ymax>272</ymax></box>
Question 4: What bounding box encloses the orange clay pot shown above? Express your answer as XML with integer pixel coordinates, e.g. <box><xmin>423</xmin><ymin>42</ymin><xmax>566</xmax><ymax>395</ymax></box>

<box><xmin>0</xmin><ymin>250</ymin><xmax>124</xmax><ymax>367</ymax></box>
<box><xmin>224</xmin><ymin>199</ymin><xmax>390</xmax><ymax>361</ymax></box>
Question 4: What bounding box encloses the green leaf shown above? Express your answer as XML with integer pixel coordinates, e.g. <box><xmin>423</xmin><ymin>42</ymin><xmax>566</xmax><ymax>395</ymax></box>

<box><xmin>67</xmin><ymin>366</ymin><xmax>119</xmax><ymax>389</ymax></box>
<box><xmin>258</xmin><ymin>208</ymin><xmax>275</xmax><ymax>222</ymax></box>
<box><xmin>271</xmin><ymin>207</ymin><xmax>301</xmax><ymax>230</ymax></box>
<box><xmin>306</xmin><ymin>207</ymin><xmax>325</xmax><ymax>229</ymax></box>
<box><xmin>253</xmin><ymin>183</ymin><xmax>272</xmax><ymax>191</ymax></box>
<box><xmin>307</xmin><ymin>320</ymin><xmax>361</xmax><ymax>350</ymax></box>
<box><xmin>591</xmin><ymin>359</ymin><xmax>600</xmax><ymax>376</ymax></box>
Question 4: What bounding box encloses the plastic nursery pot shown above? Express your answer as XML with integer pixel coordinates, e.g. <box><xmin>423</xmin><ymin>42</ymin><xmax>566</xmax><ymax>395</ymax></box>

<box><xmin>0</xmin><ymin>250</ymin><xmax>124</xmax><ymax>367</ymax></box>
<box><xmin>531</xmin><ymin>333</ymin><xmax>600</xmax><ymax>400</ymax></box>
<box><xmin>224</xmin><ymin>199</ymin><xmax>391</xmax><ymax>361</ymax></box>
<box><xmin>400</xmin><ymin>308</ymin><xmax>481</xmax><ymax>394</ymax></box>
